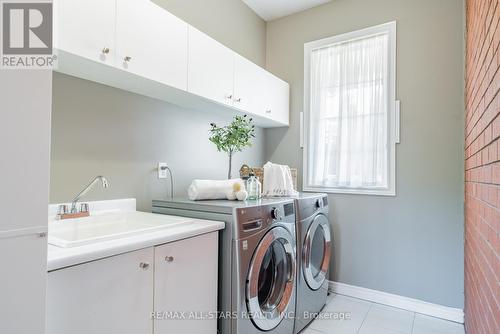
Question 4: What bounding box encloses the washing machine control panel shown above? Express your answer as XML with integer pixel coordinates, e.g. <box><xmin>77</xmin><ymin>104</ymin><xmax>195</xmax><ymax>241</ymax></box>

<box><xmin>234</xmin><ymin>201</ymin><xmax>295</xmax><ymax>239</ymax></box>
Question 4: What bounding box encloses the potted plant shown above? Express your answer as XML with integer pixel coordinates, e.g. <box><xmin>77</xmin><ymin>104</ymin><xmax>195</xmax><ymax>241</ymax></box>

<box><xmin>209</xmin><ymin>115</ymin><xmax>255</xmax><ymax>179</ymax></box>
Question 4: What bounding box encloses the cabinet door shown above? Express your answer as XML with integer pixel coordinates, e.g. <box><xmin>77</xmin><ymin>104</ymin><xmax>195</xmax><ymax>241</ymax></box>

<box><xmin>116</xmin><ymin>0</ymin><xmax>188</xmax><ymax>90</ymax></box>
<box><xmin>0</xmin><ymin>234</ymin><xmax>47</xmax><ymax>334</ymax></box>
<box><xmin>263</xmin><ymin>73</ymin><xmax>290</xmax><ymax>125</ymax></box>
<box><xmin>54</xmin><ymin>0</ymin><xmax>116</xmax><ymax>65</ymax></box>
<box><xmin>154</xmin><ymin>232</ymin><xmax>218</xmax><ymax>334</ymax></box>
<box><xmin>188</xmin><ymin>27</ymin><xmax>235</xmax><ymax>106</ymax></box>
<box><xmin>48</xmin><ymin>248</ymin><xmax>154</xmax><ymax>334</ymax></box>
<box><xmin>233</xmin><ymin>54</ymin><xmax>266</xmax><ymax>115</ymax></box>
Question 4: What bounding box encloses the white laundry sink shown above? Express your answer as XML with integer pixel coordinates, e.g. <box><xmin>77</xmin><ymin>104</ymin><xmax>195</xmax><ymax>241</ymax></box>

<box><xmin>48</xmin><ymin>211</ymin><xmax>194</xmax><ymax>248</ymax></box>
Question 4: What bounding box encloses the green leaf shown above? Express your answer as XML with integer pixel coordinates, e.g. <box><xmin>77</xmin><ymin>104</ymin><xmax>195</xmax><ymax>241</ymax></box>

<box><xmin>208</xmin><ymin>115</ymin><xmax>256</xmax><ymax>155</ymax></box>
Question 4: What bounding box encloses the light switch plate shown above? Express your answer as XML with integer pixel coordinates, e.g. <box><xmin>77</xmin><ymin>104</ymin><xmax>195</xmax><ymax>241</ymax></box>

<box><xmin>158</xmin><ymin>163</ymin><xmax>168</xmax><ymax>179</ymax></box>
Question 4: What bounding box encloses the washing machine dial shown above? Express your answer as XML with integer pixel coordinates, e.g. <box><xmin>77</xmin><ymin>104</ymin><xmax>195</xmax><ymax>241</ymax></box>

<box><xmin>315</xmin><ymin>199</ymin><xmax>321</xmax><ymax>208</ymax></box>
<box><xmin>271</xmin><ymin>207</ymin><xmax>281</xmax><ymax>220</ymax></box>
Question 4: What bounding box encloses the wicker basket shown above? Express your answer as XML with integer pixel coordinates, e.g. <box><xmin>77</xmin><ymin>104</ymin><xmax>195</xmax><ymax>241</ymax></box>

<box><xmin>239</xmin><ymin>165</ymin><xmax>298</xmax><ymax>191</ymax></box>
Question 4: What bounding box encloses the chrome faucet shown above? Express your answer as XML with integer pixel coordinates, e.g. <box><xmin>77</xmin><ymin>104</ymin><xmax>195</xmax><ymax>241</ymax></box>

<box><xmin>70</xmin><ymin>175</ymin><xmax>109</xmax><ymax>213</ymax></box>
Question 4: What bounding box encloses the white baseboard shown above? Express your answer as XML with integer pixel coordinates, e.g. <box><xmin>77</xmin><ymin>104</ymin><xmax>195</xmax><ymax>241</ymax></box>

<box><xmin>328</xmin><ymin>281</ymin><xmax>464</xmax><ymax>324</ymax></box>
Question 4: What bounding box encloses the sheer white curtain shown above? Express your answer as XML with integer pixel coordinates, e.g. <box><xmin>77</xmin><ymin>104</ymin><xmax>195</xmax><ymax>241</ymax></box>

<box><xmin>308</xmin><ymin>33</ymin><xmax>389</xmax><ymax>189</ymax></box>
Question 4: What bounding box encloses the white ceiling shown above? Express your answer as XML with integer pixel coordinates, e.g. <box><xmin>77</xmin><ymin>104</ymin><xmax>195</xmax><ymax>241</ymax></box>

<box><xmin>242</xmin><ymin>0</ymin><xmax>332</xmax><ymax>21</ymax></box>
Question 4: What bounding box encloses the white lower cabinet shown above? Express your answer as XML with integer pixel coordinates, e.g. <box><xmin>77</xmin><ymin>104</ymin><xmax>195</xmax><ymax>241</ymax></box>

<box><xmin>154</xmin><ymin>232</ymin><xmax>218</xmax><ymax>334</ymax></box>
<box><xmin>47</xmin><ymin>232</ymin><xmax>218</xmax><ymax>334</ymax></box>
<box><xmin>47</xmin><ymin>247</ymin><xmax>155</xmax><ymax>334</ymax></box>
<box><xmin>0</xmin><ymin>233</ymin><xmax>47</xmax><ymax>334</ymax></box>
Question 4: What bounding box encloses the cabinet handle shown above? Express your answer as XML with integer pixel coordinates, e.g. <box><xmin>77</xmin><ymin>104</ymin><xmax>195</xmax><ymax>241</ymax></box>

<box><xmin>101</xmin><ymin>47</ymin><xmax>110</xmax><ymax>54</ymax></box>
<box><xmin>225</xmin><ymin>94</ymin><xmax>233</xmax><ymax>100</ymax></box>
<box><xmin>124</xmin><ymin>56</ymin><xmax>132</xmax><ymax>62</ymax></box>
<box><xmin>234</xmin><ymin>97</ymin><xmax>242</xmax><ymax>103</ymax></box>
<box><xmin>139</xmin><ymin>262</ymin><xmax>150</xmax><ymax>270</ymax></box>
<box><xmin>266</xmin><ymin>109</ymin><xmax>272</xmax><ymax>114</ymax></box>
<box><xmin>164</xmin><ymin>256</ymin><xmax>174</xmax><ymax>263</ymax></box>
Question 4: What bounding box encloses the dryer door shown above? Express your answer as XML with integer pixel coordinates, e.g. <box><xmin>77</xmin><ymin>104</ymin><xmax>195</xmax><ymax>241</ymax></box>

<box><xmin>246</xmin><ymin>226</ymin><xmax>296</xmax><ymax>331</ymax></box>
<box><xmin>302</xmin><ymin>214</ymin><xmax>331</xmax><ymax>290</ymax></box>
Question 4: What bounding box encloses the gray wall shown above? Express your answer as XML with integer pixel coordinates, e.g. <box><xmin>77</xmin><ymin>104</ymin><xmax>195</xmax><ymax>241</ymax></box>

<box><xmin>50</xmin><ymin>73</ymin><xmax>265</xmax><ymax>211</ymax></box>
<box><xmin>50</xmin><ymin>0</ymin><xmax>267</xmax><ymax>211</ymax></box>
<box><xmin>265</xmin><ymin>0</ymin><xmax>465</xmax><ymax>308</ymax></box>
<box><xmin>50</xmin><ymin>0</ymin><xmax>465</xmax><ymax>309</ymax></box>
<box><xmin>155</xmin><ymin>0</ymin><xmax>266</xmax><ymax>66</ymax></box>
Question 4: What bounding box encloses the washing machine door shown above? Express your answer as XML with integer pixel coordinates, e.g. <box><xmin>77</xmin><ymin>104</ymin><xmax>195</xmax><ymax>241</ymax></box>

<box><xmin>302</xmin><ymin>214</ymin><xmax>331</xmax><ymax>290</ymax></box>
<box><xmin>246</xmin><ymin>226</ymin><xmax>296</xmax><ymax>331</ymax></box>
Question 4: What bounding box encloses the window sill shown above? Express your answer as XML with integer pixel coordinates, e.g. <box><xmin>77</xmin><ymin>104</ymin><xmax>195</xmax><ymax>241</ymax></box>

<box><xmin>303</xmin><ymin>186</ymin><xmax>396</xmax><ymax>197</ymax></box>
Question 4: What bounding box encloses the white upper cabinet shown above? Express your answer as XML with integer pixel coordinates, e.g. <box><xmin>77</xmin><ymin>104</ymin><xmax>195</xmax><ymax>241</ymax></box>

<box><xmin>54</xmin><ymin>1</ymin><xmax>289</xmax><ymax>127</ymax></box>
<box><xmin>54</xmin><ymin>0</ymin><xmax>115</xmax><ymax>65</ymax></box>
<box><xmin>188</xmin><ymin>26</ymin><xmax>235</xmax><ymax>106</ymax></box>
<box><xmin>233</xmin><ymin>54</ymin><xmax>266</xmax><ymax>115</ymax></box>
<box><xmin>233</xmin><ymin>55</ymin><xmax>289</xmax><ymax>125</ymax></box>
<box><xmin>116</xmin><ymin>0</ymin><xmax>188</xmax><ymax>90</ymax></box>
<box><xmin>263</xmin><ymin>72</ymin><xmax>290</xmax><ymax>125</ymax></box>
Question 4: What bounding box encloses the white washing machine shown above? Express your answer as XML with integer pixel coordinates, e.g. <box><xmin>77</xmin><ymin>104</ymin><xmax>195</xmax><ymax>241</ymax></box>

<box><xmin>153</xmin><ymin>198</ymin><xmax>297</xmax><ymax>334</ymax></box>
<box><xmin>293</xmin><ymin>193</ymin><xmax>331</xmax><ymax>334</ymax></box>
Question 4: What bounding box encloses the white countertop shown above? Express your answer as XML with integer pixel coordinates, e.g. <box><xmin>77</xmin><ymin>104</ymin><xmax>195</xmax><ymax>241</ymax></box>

<box><xmin>47</xmin><ymin>199</ymin><xmax>225</xmax><ymax>271</ymax></box>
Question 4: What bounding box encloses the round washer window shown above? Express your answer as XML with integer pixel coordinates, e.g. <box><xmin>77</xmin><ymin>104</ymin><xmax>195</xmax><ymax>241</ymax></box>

<box><xmin>246</xmin><ymin>227</ymin><xmax>296</xmax><ymax>331</ymax></box>
<box><xmin>257</xmin><ymin>240</ymin><xmax>288</xmax><ymax>312</ymax></box>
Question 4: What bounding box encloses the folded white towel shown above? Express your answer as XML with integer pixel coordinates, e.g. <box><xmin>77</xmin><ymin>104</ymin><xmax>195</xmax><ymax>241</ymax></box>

<box><xmin>262</xmin><ymin>162</ymin><xmax>298</xmax><ymax>197</ymax></box>
<box><xmin>188</xmin><ymin>179</ymin><xmax>244</xmax><ymax>201</ymax></box>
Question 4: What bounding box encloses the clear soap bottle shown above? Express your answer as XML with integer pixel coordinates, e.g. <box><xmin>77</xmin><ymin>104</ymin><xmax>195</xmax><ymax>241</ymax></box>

<box><xmin>246</xmin><ymin>173</ymin><xmax>261</xmax><ymax>200</ymax></box>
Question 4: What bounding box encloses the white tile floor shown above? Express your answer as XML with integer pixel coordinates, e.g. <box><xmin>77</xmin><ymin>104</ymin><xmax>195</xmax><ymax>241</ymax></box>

<box><xmin>302</xmin><ymin>294</ymin><xmax>465</xmax><ymax>334</ymax></box>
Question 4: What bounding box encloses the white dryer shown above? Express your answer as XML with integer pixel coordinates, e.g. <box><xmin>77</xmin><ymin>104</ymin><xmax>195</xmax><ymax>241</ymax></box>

<box><xmin>293</xmin><ymin>193</ymin><xmax>331</xmax><ymax>334</ymax></box>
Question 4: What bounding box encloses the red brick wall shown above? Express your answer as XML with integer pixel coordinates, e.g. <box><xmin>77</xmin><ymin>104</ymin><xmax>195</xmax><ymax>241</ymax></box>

<box><xmin>465</xmin><ymin>0</ymin><xmax>500</xmax><ymax>333</ymax></box>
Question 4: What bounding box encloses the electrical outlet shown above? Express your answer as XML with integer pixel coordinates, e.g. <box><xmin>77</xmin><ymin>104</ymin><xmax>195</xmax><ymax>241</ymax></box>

<box><xmin>158</xmin><ymin>163</ymin><xmax>168</xmax><ymax>179</ymax></box>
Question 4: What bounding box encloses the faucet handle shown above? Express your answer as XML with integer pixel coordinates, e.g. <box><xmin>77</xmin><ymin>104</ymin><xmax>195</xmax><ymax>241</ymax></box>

<box><xmin>57</xmin><ymin>204</ymin><xmax>69</xmax><ymax>216</ymax></box>
<box><xmin>80</xmin><ymin>203</ymin><xmax>89</xmax><ymax>213</ymax></box>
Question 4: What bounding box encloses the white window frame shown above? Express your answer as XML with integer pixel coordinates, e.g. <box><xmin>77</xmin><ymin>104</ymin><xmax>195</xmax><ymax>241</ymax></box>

<box><xmin>303</xmin><ymin>21</ymin><xmax>397</xmax><ymax>196</ymax></box>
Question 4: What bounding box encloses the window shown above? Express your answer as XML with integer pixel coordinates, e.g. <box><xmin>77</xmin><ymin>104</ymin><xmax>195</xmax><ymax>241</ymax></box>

<box><xmin>303</xmin><ymin>22</ymin><xmax>397</xmax><ymax>196</ymax></box>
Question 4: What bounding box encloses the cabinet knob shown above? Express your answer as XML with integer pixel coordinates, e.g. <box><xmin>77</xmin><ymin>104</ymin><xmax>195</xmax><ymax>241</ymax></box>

<box><xmin>124</xmin><ymin>56</ymin><xmax>132</xmax><ymax>62</ymax></box>
<box><xmin>266</xmin><ymin>109</ymin><xmax>272</xmax><ymax>114</ymax></box>
<box><xmin>234</xmin><ymin>97</ymin><xmax>242</xmax><ymax>103</ymax></box>
<box><xmin>139</xmin><ymin>262</ymin><xmax>150</xmax><ymax>270</ymax></box>
<box><xmin>225</xmin><ymin>94</ymin><xmax>233</xmax><ymax>100</ymax></box>
<box><xmin>102</xmin><ymin>47</ymin><xmax>110</xmax><ymax>54</ymax></box>
<box><xmin>165</xmin><ymin>256</ymin><xmax>174</xmax><ymax>263</ymax></box>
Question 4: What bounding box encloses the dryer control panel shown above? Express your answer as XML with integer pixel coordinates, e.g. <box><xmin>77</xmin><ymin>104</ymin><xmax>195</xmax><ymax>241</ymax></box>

<box><xmin>296</xmin><ymin>194</ymin><xmax>329</xmax><ymax>221</ymax></box>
